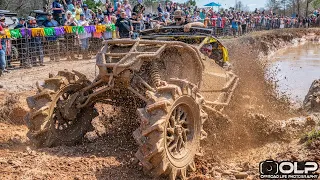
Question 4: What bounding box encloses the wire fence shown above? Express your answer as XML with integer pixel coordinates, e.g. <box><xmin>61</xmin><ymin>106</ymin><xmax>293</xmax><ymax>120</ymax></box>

<box><xmin>1</xmin><ymin>23</ymin><xmax>314</xmax><ymax>70</ymax></box>
<box><xmin>4</xmin><ymin>33</ymin><xmax>104</xmax><ymax>69</ymax></box>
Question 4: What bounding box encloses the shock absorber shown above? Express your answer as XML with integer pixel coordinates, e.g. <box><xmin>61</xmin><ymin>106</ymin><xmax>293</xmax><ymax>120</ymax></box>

<box><xmin>150</xmin><ymin>61</ymin><xmax>162</xmax><ymax>87</ymax></box>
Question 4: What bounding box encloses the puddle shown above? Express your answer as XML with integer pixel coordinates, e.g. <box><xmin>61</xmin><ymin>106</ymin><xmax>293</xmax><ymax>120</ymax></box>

<box><xmin>267</xmin><ymin>42</ymin><xmax>320</xmax><ymax>106</ymax></box>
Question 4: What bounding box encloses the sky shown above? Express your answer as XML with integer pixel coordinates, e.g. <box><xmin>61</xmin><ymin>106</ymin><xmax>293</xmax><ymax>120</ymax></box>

<box><xmin>175</xmin><ymin>0</ymin><xmax>267</xmax><ymax>10</ymax></box>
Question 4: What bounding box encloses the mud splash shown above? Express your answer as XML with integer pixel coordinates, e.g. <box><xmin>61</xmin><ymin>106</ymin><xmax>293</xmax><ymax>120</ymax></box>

<box><xmin>1</xmin><ymin>29</ymin><xmax>320</xmax><ymax>179</ymax></box>
<box><xmin>267</xmin><ymin>42</ymin><xmax>320</xmax><ymax>106</ymax></box>
<box><xmin>192</xmin><ymin>29</ymin><xmax>320</xmax><ymax>179</ymax></box>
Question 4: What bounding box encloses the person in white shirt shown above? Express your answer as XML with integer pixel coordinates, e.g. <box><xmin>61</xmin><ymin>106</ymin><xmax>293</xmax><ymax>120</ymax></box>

<box><xmin>77</xmin><ymin>13</ymin><xmax>90</xmax><ymax>59</ymax></box>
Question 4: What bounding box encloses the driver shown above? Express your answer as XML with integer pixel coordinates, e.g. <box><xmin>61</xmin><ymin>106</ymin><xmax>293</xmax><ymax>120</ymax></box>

<box><xmin>155</xmin><ymin>10</ymin><xmax>205</xmax><ymax>32</ymax></box>
<box><xmin>200</xmin><ymin>44</ymin><xmax>212</xmax><ymax>57</ymax></box>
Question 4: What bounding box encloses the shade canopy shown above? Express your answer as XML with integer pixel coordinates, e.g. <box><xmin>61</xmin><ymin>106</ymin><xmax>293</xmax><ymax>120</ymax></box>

<box><xmin>204</xmin><ymin>2</ymin><xmax>221</xmax><ymax>7</ymax></box>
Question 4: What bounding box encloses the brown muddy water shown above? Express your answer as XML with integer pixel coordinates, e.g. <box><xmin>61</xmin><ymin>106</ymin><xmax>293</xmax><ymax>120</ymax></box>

<box><xmin>268</xmin><ymin>41</ymin><xmax>320</xmax><ymax>106</ymax></box>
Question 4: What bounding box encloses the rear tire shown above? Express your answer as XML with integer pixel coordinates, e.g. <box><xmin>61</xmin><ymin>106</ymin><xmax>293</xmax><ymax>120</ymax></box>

<box><xmin>133</xmin><ymin>79</ymin><xmax>208</xmax><ymax>179</ymax></box>
<box><xmin>25</xmin><ymin>70</ymin><xmax>97</xmax><ymax>147</ymax></box>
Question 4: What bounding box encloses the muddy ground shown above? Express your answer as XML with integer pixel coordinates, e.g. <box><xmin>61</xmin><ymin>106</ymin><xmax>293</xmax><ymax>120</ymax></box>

<box><xmin>1</xmin><ymin>28</ymin><xmax>320</xmax><ymax>180</ymax></box>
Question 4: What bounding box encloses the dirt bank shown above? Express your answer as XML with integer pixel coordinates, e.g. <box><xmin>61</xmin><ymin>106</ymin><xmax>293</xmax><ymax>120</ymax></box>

<box><xmin>1</xmin><ymin>28</ymin><xmax>320</xmax><ymax>179</ymax></box>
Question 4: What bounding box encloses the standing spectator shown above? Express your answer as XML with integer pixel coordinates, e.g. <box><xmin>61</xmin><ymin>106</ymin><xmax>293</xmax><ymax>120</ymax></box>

<box><xmin>241</xmin><ymin>15</ymin><xmax>247</xmax><ymax>34</ymax></box>
<box><xmin>64</xmin><ymin>11</ymin><xmax>78</xmax><ymax>61</ymax></box>
<box><xmin>64</xmin><ymin>11</ymin><xmax>78</xmax><ymax>26</ymax></box>
<box><xmin>67</xmin><ymin>0</ymin><xmax>75</xmax><ymax>14</ymax></box>
<box><xmin>200</xmin><ymin>9</ymin><xmax>206</xmax><ymax>20</ymax></box>
<box><xmin>157</xmin><ymin>3</ymin><xmax>163</xmax><ymax>13</ymax></box>
<box><xmin>14</xmin><ymin>18</ymin><xmax>26</xmax><ymax>29</ymax></box>
<box><xmin>231</xmin><ymin>18</ymin><xmax>238</xmax><ymax>37</ymax></box>
<box><xmin>28</xmin><ymin>17</ymin><xmax>44</xmax><ymax>66</ymax></box>
<box><xmin>101</xmin><ymin>1</ymin><xmax>111</xmax><ymax>12</ymax></box>
<box><xmin>115</xmin><ymin>11</ymin><xmax>133</xmax><ymax>38</ymax></box>
<box><xmin>166</xmin><ymin>2</ymin><xmax>171</xmax><ymax>12</ymax></box>
<box><xmin>52</xmin><ymin>0</ymin><xmax>65</xmax><ymax>25</ymax></box>
<box><xmin>123</xmin><ymin>0</ymin><xmax>132</xmax><ymax>18</ymax></box>
<box><xmin>0</xmin><ymin>15</ymin><xmax>9</xmax><ymax>72</ymax></box>
<box><xmin>96</xmin><ymin>8</ymin><xmax>104</xmax><ymax>22</ymax></box>
<box><xmin>77</xmin><ymin>13</ymin><xmax>90</xmax><ymax>59</ymax></box>
<box><xmin>82</xmin><ymin>4</ymin><xmax>93</xmax><ymax>20</ymax></box>
<box><xmin>164</xmin><ymin>12</ymin><xmax>172</xmax><ymax>24</ymax></box>
<box><xmin>153</xmin><ymin>12</ymin><xmax>166</xmax><ymax>25</ymax></box>
<box><xmin>102</xmin><ymin>11</ymin><xmax>113</xmax><ymax>40</ymax></box>
<box><xmin>75</xmin><ymin>2</ymin><xmax>83</xmax><ymax>20</ymax></box>
<box><xmin>115</xmin><ymin>2</ymin><xmax>122</xmax><ymax>18</ymax></box>
<box><xmin>43</xmin><ymin>13</ymin><xmax>60</xmax><ymax>62</ymax></box>
<box><xmin>130</xmin><ymin>12</ymin><xmax>144</xmax><ymax>38</ymax></box>
<box><xmin>0</xmin><ymin>23</ymin><xmax>6</xmax><ymax>75</ymax></box>
<box><xmin>133</xmin><ymin>0</ymin><xmax>145</xmax><ymax>14</ymax></box>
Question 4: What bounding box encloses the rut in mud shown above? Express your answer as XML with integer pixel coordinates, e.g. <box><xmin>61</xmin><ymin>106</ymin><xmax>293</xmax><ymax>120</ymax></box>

<box><xmin>1</xmin><ymin>28</ymin><xmax>320</xmax><ymax>179</ymax></box>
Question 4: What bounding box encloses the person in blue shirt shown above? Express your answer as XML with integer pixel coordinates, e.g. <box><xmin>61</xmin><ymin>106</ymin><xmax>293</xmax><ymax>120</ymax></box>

<box><xmin>14</xmin><ymin>18</ymin><xmax>26</xmax><ymax>29</ymax></box>
<box><xmin>27</xmin><ymin>17</ymin><xmax>45</xmax><ymax>66</ymax></box>
<box><xmin>157</xmin><ymin>3</ymin><xmax>163</xmax><ymax>13</ymax></box>
<box><xmin>43</xmin><ymin>13</ymin><xmax>60</xmax><ymax>62</ymax></box>
<box><xmin>52</xmin><ymin>0</ymin><xmax>65</xmax><ymax>25</ymax></box>
<box><xmin>231</xmin><ymin>18</ymin><xmax>238</xmax><ymax>37</ymax></box>
<box><xmin>82</xmin><ymin>4</ymin><xmax>93</xmax><ymax>20</ymax></box>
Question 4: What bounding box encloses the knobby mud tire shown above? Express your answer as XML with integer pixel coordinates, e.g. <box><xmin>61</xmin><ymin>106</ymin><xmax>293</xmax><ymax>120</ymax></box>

<box><xmin>133</xmin><ymin>79</ymin><xmax>208</xmax><ymax>180</ymax></box>
<box><xmin>24</xmin><ymin>70</ymin><xmax>97</xmax><ymax>147</ymax></box>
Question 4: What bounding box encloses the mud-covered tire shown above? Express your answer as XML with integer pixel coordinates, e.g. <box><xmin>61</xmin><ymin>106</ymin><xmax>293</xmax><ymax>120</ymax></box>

<box><xmin>25</xmin><ymin>70</ymin><xmax>97</xmax><ymax>147</ymax></box>
<box><xmin>133</xmin><ymin>79</ymin><xmax>208</xmax><ymax>179</ymax></box>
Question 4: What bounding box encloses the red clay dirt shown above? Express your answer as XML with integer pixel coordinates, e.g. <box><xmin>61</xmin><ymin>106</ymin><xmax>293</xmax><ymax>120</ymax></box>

<box><xmin>1</xmin><ymin>29</ymin><xmax>320</xmax><ymax>179</ymax></box>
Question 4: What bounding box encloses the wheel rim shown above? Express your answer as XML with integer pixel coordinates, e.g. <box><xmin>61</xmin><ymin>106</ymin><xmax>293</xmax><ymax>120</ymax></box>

<box><xmin>48</xmin><ymin>84</ymin><xmax>83</xmax><ymax>132</ymax></box>
<box><xmin>53</xmin><ymin>87</ymin><xmax>78</xmax><ymax>131</ymax></box>
<box><xmin>165</xmin><ymin>96</ymin><xmax>198</xmax><ymax>166</ymax></box>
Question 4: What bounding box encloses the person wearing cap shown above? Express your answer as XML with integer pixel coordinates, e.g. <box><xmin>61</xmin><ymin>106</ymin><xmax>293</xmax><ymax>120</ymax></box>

<box><xmin>115</xmin><ymin>10</ymin><xmax>133</xmax><ymax>38</ymax></box>
<box><xmin>77</xmin><ymin>13</ymin><xmax>91</xmax><ymax>59</ymax></box>
<box><xmin>82</xmin><ymin>4</ymin><xmax>93</xmax><ymax>20</ymax></box>
<box><xmin>14</xmin><ymin>18</ymin><xmax>26</xmax><ymax>29</ymax></box>
<box><xmin>151</xmin><ymin>12</ymin><xmax>166</xmax><ymax>26</ymax></box>
<box><xmin>43</xmin><ymin>13</ymin><xmax>60</xmax><ymax>62</ymax></box>
<box><xmin>130</xmin><ymin>12</ymin><xmax>144</xmax><ymax>36</ymax></box>
<box><xmin>51</xmin><ymin>0</ymin><xmax>65</xmax><ymax>25</ymax></box>
<box><xmin>168</xmin><ymin>10</ymin><xmax>205</xmax><ymax>32</ymax></box>
<box><xmin>96</xmin><ymin>8</ymin><xmax>104</xmax><ymax>22</ymax></box>
<box><xmin>27</xmin><ymin>17</ymin><xmax>45</xmax><ymax>66</ymax></box>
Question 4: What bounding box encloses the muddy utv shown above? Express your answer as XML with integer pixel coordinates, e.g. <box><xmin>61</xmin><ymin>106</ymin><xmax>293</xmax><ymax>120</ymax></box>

<box><xmin>24</xmin><ymin>27</ymin><xmax>239</xmax><ymax>179</ymax></box>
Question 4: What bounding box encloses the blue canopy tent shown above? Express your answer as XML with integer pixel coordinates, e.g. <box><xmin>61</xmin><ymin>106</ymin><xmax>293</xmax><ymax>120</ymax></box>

<box><xmin>203</xmin><ymin>2</ymin><xmax>221</xmax><ymax>7</ymax></box>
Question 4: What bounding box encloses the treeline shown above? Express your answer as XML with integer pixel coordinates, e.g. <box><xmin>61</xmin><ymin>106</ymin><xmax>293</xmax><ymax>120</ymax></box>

<box><xmin>265</xmin><ymin>0</ymin><xmax>320</xmax><ymax>16</ymax></box>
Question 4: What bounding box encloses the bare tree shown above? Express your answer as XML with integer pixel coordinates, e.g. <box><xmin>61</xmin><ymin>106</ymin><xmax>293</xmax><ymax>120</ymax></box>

<box><xmin>306</xmin><ymin>0</ymin><xmax>313</xmax><ymax>16</ymax></box>
<box><xmin>296</xmin><ymin>0</ymin><xmax>300</xmax><ymax>16</ymax></box>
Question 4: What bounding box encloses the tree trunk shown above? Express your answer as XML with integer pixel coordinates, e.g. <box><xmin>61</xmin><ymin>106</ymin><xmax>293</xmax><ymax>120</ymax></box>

<box><xmin>306</xmin><ymin>0</ymin><xmax>311</xmax><ymax>17</ymax></box>
<box><xmin>297</xmin><ymin>0</ymin><xmax>300</xmax><ymax>16</ymax></box>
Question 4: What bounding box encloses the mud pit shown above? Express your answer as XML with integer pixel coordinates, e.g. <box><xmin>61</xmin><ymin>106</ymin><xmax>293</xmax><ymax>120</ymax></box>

<box><xmin>1</xmin><ymin>29</ymin><xmax>320</xmax><ymax>179</ymax></box>
<box><xmin>268</xmin><ymin>41</ymin><xmax>320</xmax><ymax>106</ymax></box>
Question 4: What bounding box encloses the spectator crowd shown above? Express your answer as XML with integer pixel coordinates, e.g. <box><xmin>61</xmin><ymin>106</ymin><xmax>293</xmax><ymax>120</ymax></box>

<box><xmin>0</xmin><ymin>0</ymin><xmax>319</xmax><ymax>75</ymax></box>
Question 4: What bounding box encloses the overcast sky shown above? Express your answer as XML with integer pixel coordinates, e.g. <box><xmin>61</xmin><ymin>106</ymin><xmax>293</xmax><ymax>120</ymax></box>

<box><xmin>175</xmin><ymin>0</ymin><xmax>267</xmax><ymax>9</ymax></box>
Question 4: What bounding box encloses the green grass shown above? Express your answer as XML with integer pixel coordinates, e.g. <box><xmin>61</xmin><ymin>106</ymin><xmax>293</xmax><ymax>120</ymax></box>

<box><xmin>301</xmin><ymin>129</ymin><xmax>320</xmax><ymax>146</ymax></box>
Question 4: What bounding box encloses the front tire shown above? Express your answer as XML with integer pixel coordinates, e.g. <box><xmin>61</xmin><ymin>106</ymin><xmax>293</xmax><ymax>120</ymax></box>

<box><xmin>25</xmin><ymin>70</ymin><xmax>98</xmax><ymax>147</ymax></box>
<box><xmin>133</xmin><ymin>79</ymin><xmax>208</xmax><ymax>179</ymax></box>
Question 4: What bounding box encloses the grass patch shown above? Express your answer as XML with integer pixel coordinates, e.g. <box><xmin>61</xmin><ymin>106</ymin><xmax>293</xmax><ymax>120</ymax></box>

<box><xmin>300</xmin><ymin>129</ymin><xmax>320</xmax><ymax>147</ymax></box>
